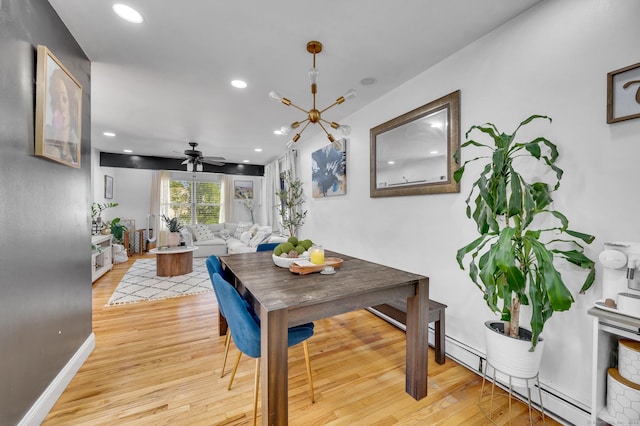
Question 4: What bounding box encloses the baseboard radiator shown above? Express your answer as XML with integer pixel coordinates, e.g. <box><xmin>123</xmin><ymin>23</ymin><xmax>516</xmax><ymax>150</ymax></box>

<box><xmin>366</xmin><ymin>307</ymin><xmax>591</xmax><ymax>426</ymax></box>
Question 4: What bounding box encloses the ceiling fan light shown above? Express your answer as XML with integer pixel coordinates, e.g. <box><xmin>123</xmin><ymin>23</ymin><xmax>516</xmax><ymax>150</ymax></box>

<box><xmin>186</xmin><ymin>162</ymin><xmax>194</xmax><ymax>172</ymax></box>
<box><xmin>196</xmin><ymin>163</ymin><xmax>203</xmax><ymax>172</ymax></box>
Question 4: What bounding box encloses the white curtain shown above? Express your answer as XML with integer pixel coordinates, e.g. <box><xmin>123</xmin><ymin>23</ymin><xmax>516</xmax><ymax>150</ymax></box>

<box><xmin>151</xmin><ymin>170</ymin><xmax>171</xmax><ymax>246</ymax></box>
<box><xmin>283</xmin><ymin>149</ymin><xmax>298</xmax><ymax>179</ymax></box>
<box><xmin>264</xmin><ymin>149</ymin><xmax>299</xmax><ymax>234</ymax></box>
<box><xmin>220</xmin><ymin>175</ymin><xmax>233</xmax><ymax>223</ymax></box>
<box><xmin>264</xmin><ymin>160</ymin><xmax>279</xmax><ymax>231</ymax></box>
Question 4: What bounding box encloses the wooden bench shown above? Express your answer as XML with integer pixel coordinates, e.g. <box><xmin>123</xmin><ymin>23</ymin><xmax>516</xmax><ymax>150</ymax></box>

<box><xmin>369</xmin><ymin>299</ymin><xmax>447</xmax><ymax>364</ymax></box>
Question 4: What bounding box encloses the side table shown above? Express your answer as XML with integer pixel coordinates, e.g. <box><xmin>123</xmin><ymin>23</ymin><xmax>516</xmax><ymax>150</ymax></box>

<box><xmin>149</xmin><ymin>245</ymin><xmax>198</xmax><ymax>277</ymax></box>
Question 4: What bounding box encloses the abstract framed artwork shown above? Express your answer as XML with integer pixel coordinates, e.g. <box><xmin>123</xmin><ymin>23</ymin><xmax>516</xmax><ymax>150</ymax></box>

<box><xmin>311</xmin><ymin>141</ymin><xmax>347</xmax><ymax>198</ymax></box>
<box><xmin>35</xmin><ymin>45</ymin><xmax>83</xmax><ymax>168</ymax></box>
<box><xmin>104</xmin><ymin>175</ymin><xmax>113</xmax><ymax>199</ymax></box>
<box><xmin>234</xmin><ymin>180</ymin><xmax>253</xmax><ymax>199</ymax></box>
<box><xmin>607</xmin><ymin>61</ymin><xmax>640</xmax><ymax>123</ymax></box>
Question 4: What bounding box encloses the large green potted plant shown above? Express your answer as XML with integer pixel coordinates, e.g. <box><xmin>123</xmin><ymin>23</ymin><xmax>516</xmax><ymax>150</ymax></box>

<box><xmin>277</xmin><ymin>170</ymin><xmax>307</xmax><ymax>237</ymax></box>
<box><xmin>453</xmin><ymin>115</ymin><xmax>595</xmax><ymax>377</ymax></box>
<box><xmin>108</xmin><ymin>217</ymin><xmax>128</xmax><ymax>245</ymax></box>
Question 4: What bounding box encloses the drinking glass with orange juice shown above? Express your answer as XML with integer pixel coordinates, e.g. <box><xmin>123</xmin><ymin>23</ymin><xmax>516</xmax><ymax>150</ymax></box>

<box><xmin>310</xmin><ymin>245</ymin><xmax>325</xmax><ymax>265</ymax></box>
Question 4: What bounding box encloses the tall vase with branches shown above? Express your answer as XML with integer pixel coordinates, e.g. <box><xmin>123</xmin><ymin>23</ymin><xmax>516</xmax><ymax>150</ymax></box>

<box><xmin>277</xmin><ymin>170</ymin><xmax>307</xmax><ymax>237</ymax></box>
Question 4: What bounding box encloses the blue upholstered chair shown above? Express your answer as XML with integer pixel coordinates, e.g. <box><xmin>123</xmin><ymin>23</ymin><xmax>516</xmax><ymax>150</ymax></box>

<box><xmin>211</xmin><ymin>273</ymin><xmax>315</xmax><ymax>425</ymax></box>
<box><xmin>205</xmin><ymin>256</ymin><xmax>234</xmax><ymax>378</ymax></box>
<box><xmin>256</xmin><ymin>242</ymin><xmax>279</xmax><ymax>252</ymax></box>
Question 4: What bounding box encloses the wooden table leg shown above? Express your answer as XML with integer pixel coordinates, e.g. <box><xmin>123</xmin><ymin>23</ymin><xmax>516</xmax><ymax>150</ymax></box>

<box><xmin>261</xmin><ymin>306</ymin><xmax>288</xmax><ymax>425</ymax></box>
<box><xmin>405</xmin><ymin>277</ymin><xmax>429</xmax><ymax>400</ymax></box>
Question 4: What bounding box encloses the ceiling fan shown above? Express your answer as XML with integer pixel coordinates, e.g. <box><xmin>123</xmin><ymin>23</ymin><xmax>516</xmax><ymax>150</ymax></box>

<box><xmin>179</xmin><ymin>141</ymin><xmax>225</xmax><ymax>171</ymax></box>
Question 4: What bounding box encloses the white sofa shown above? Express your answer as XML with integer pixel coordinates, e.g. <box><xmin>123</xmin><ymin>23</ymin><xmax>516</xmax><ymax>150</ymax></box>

<box><xmin>184</xmin><ymin>222</ymin><xmax>287</xmax><ymax>258</ymax></box>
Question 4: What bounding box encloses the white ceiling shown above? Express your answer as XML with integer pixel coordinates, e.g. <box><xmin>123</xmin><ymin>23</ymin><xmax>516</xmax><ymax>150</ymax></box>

<box><xmin>47</xmin><ymin>0</ymin><xmax>542</xmax><ymax>166</ymax></box>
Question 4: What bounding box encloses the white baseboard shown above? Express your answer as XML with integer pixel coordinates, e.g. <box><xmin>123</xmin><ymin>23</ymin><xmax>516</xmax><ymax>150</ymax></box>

<box><xmin>19</xmin><ymin>333</ymin><xmax>95</xmax><ymax>426</ymax></box>
<box><xmin>366</xmin><ymin>308</ymin><xmax>591</xmax><ymax>425</ymax></box>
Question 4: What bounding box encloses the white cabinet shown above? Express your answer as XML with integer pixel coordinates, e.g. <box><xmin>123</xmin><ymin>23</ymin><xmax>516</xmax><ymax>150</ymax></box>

<box><xmin>92</xmin><ymin>234</ymin><xmax>113</xmax><ymax>282</ymax></box>
<box><xmin>588</xmin><ymin>307</ymin><xmax>640</xmax><ymax>424</ymax></box>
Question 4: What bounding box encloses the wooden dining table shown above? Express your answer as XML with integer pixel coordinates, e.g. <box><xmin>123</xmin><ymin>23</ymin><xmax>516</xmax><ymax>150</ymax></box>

<box><xmin>219</xmin><ymin>250</ymin><xmax>429</xmax><ymax>426</ymax></box>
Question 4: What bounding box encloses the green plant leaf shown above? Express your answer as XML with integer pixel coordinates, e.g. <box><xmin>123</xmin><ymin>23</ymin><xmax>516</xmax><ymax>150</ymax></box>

<box><xmin>565</xmin><ymin>229</ymin><xmax>596</xmax><ymax>244</ymax></box>
<box><xmin>508</xmin><ymin>171</ymin><xmax>522</xmax><ymax>217</ymax></box>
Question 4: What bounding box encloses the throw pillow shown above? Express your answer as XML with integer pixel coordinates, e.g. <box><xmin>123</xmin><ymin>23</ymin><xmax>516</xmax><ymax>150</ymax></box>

<box><xmin>249</xmin><ymin>230</ymin><xmax>272</xmax><ymax>248</ymax></box>
<box><xmin>240</xmin><ymin>231</ymin><xmax>252</xmax><ymax>244</ymax></box>
<box><xmin>191</xmin><ymin>224</ymin><xmax>216</xmax><ymax>241</ymax></box>
<box><xmin>233</xmin><ymin>221</ymin><xmax>253</xmax><ymax>239</ymax></box>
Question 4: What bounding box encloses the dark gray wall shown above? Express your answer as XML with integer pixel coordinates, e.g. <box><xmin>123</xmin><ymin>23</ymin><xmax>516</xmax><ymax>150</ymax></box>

<box><xmin>0</xmin><ymin>1</ymin><xmax>92</xmax><ymax>424</ymax></box>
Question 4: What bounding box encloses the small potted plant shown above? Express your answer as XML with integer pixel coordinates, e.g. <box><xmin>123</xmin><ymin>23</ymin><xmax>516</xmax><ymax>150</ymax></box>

<box><xmin>454</xmin><ymin>114</ymin><xmax>596</xmax><ymax>379</ymax></box>
<box><xmin>162</xmin><ymin>214</ymin><xmax>184</xmax><ymax>246</ymax></box>
<box><xmin>91</xmin><ymin>202</ymin><xmax>118</xmax><ymax>234</ymax></box>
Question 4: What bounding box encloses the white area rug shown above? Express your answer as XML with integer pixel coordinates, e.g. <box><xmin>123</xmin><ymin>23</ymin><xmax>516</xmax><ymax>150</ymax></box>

<box><xmin>106</xmin><ymin>258</ymin><xmax>211</xmax><ymax>306</ymax></box>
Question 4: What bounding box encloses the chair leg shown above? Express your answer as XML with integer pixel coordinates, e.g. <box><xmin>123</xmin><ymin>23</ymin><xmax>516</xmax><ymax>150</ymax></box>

<box><xmin>228</xmin><ymin>351</ymin><xmax>243</xmax><ymax>390</ymax></box>
<box><xmin>221</xmin><ymin>329</ymin><xmax>232</xmax><ymax>378</ymax></box>
<box><xmin>303</xmin><ymin>340</ymin><xmax>315</xmax><ymax>403</ymax></box>
<box><xmin>253</xmin><ymin>358</ymin><xmax>260</xmax><ymax>426</ymax></box>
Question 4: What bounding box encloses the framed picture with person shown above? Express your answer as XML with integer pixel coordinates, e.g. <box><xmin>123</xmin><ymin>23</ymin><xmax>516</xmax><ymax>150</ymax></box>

<box><xmin>34</xmin><ymin>45</ymin><xmax>83</xmax><ymax>168</ymax></box>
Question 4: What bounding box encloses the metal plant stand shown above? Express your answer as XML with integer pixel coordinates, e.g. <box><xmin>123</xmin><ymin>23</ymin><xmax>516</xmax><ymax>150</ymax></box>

<box><xmin>479</xmin><ymin>359</ymin><xmax>546</xmax><ymax>425</ymax></box>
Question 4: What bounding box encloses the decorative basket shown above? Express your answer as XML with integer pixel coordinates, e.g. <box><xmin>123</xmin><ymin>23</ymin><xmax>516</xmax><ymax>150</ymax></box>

<box><xmin>607</xmin><ymin>367</ymin><xmax>640</xmax><ymax>422</ymax></box>
<box><xmin>619</xmin><ymin>340</ymin><xmax>640</xmax><ymax>385</ymax></box>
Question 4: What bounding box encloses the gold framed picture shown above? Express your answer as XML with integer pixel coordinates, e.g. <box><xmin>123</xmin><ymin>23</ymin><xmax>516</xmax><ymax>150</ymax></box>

<box><xmin>35</xmin><ymin>45</ymin><xmax>83</xmax><ymax>168</ymax></box>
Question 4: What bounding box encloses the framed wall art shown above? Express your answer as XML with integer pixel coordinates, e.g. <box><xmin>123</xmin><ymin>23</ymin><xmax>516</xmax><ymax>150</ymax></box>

<box><xmin>311</xmin><ymin>141</ymin><xmax>347</xmax><ymax>197</ymax></box>
<box><xmin>104</xmin><ymin>175</ymin><xmax>113</xmax><ymax>199</ymax></box>
<box><xmin>234</xmin><ymin>180</ymin><xmax>253</xmax><ymax>199</ymax></box>
<box><xmin>607</xmin><ymin>61</ymin><xmax>640</xmax><ymax>123</ymax></box>
<box><xmin>34</xmin><ymin>45</ymin><xmax>83</xmax><ymax>168</ymax></box>
<box><xmin>370</xmin><ymin>90</ymin><xmax>460</xmax><ymax>197</ymax></box>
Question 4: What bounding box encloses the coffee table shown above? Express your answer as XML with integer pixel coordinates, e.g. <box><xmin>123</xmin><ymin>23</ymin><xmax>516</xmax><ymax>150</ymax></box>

<box><xmin>149</xmin><ymin>245</ymin><xmax>198</xmax><ymax>277</ymax></box>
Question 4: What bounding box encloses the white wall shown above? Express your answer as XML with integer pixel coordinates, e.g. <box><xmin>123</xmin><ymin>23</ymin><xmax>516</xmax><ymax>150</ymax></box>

<box><xmin>91</xmin><ymin>149</ymin><xmax>152</xmax><ymax>228</ymax></box>
<box><xmin>295</xmin><ymin>0</ymin><xmax>640</xmax><ymax>414</ymax></box>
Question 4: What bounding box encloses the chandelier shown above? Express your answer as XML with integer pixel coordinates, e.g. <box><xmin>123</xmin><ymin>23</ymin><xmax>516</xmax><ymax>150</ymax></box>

<box><xmin>269</xmin><ymin>41</ymin><xmax>356</xmax><ymax>151</ymax></box>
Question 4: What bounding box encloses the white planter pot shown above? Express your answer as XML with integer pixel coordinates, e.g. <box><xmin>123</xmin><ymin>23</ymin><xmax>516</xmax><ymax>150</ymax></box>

<box><xmin>167</xmin><ymin>232</ymin><xmax>181</xmax><ymax>247</ymax></box>
<box><xmin>484</xmin><ymin>320</ymin><xmax>544</xmax><ymax>388</ymax></box>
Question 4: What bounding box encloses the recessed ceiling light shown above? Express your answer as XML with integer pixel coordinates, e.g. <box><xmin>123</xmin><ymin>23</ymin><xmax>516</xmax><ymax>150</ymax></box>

<box><xmin>103</xmin><ymin>131</ymin><xmax>116</xmax><ymax>137</ymax></box>
<box><xmin>231</xmin><ymin>80</ymin><xmax>247</xmax><ymax>89</ymax></box>
<box><xmin>360</xmin><ymin>77</ymin><xmax>376</xmax><ymax>86</ymax></box>
<box><xmin>254</xmin><ymin>148</ymin><xmax>262</xmax><ymax>152</ymax></box>
<box><xmin>112</xmin><ymin>4</ymin><xmax>144</xmax><ymax>23</ymax></box>
<box><xmin>243</xmin><ymin>160</ymin><xmax>250</xmax><ymax>163</ymax></box>
<box><xmin>430</xmin><ymin>150</ymin><xmax>439</xmax><ymax>155</ymax></box>
<box><xmin>123</xmin><ymin>149</ymin><xmax>133</xmax><ymax>153</ymax></box>
<box><xmin>388</xmin><ymin>160</ymin><xmax>395</xmax><ymax>165</ymax></box>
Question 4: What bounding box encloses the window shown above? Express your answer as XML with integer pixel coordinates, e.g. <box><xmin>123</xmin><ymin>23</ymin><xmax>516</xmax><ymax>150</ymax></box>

<box><xmin>164</xmin><ymin>172</ymin><xmax>221</xmax><ymax>225</ymax></box>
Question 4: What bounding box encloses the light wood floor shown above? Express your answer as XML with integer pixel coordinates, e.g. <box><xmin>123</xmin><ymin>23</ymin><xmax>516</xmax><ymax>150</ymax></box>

<box><xmin>43</xmin><ymin>254</ymin><xmax>557</xmax><ymax>425</ymax></box>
